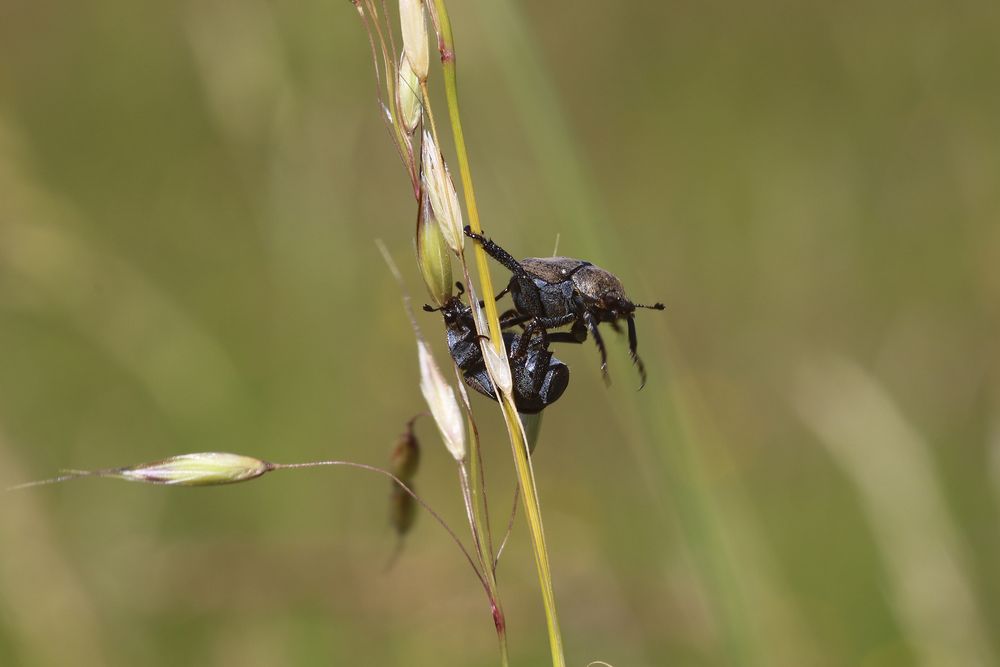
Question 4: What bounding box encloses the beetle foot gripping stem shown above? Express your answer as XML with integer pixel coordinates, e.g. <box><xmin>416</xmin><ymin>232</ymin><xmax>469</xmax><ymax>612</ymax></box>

<box><xmin>464</xmin><ymin>226</ymin><xmax>526</xmax><ymax>277</ymax></box>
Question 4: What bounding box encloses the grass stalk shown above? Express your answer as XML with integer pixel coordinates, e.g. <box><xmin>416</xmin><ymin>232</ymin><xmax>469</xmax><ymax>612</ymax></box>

<box><xmin>450</xmin><ymin>364</ymin><xmax>508</xmax><ymax>664</ymax></box>
<box><xmin>427</xmin><ymin>2</ymin><xmax>566</xmax><ymax>665</ymax></box>
<box><xmin>459</xmin><ymin>462</ymin><xmax>510</xmax><ymax>667</ymax></box>
<box><xmin>378</xmin><ymin>238</ymin><xmax>509</xmax><ymax>664</ymax></box>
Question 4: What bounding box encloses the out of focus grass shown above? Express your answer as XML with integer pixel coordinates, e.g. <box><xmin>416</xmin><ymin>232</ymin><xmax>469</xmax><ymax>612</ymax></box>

<box><xmin>2</xmin><ymin>1</ymin><xmax>999</xmax><ymax>666</ymax></box>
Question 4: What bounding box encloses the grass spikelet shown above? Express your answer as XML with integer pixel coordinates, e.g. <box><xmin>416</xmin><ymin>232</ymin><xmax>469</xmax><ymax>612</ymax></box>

<box><xmin>420</xmin><ymin>129</ymin><xmax>464</xmax><ymax>254</ymax></box>
<box><xmin>396</xmin><ymin>53</ymin><xmax>422</xmax><ymax>134</ymax></box>
<box><xmin>416</xmin><ymin>191</ymin><xmax>453</xmax><ymax>307</ymax></box>
<box><xmin>417</xmin><ymin>340</ymin><xmax>466</xmax><ymax>462</ymax></box>
<box><xmin>398</xmin><ymin>0</ymin><xmax>429</xmax><ymax>81</ymax></box>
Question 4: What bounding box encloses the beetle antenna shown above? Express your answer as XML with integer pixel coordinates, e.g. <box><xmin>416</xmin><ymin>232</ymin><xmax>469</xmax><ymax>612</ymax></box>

<box><xmin>635</xmin><ymin>302</ymin><xmax>665</xmax><ymax>310</ymax></box>
<box><xmin>455</xmin><ymin>281</ymin><xmax>465</xmax><ymax>296</ymax></box>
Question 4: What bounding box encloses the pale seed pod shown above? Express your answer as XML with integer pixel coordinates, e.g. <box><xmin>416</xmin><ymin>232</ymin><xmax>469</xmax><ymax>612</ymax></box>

<box><xmin>416</xmin><ymin>192</ymin><xmax>453</xmax><ymax>307</ymax></box>
<box><xmin>417</xmin><ymin>340</ymin><xmax>466</xmax><ymax>462</ymax></box>
<box><xmin>399</xmin><ymin>0</ymin><xmax>429</xmax><ymax>81</ymax></box>
<box><xmin>396</xmin><ymin>53</ymin><xmax>422</xmax><ymax>135</ymax></box>
<box><xmin>468</xmin><ymin>299</ymin><xmax>512</xmax><ymax>395</ymax></box>
<box><xmin>481</xmin><ymin>339</ymin><xmax>513</xmax><ymax>396</ymax></box>
<box><xmin>112</xmin><ymin>452</ymin><xmax>273</xmax><ymax>486</ymax></box>
<box><xmin>420</xmin><ymin>130</ymin><xmax>464</xmax><ymax>253</ymax></box>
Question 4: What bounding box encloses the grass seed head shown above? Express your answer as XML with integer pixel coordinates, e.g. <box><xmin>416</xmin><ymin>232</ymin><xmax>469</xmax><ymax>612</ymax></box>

<box><xmin>481</xmin><ymin>338</ymin><xmax>513</xmax><ymax>396</ymax></box>
<box><xmin>113</xmin><ymin>452</ymin><xmax>273</xmax><ymax>486</ymax></box>
<box><xmin>417</xmin><ymin>340</ymin><xmax>466</xmax><ymax>462</ymax></box>
<box><xmin>399</xmin><ymin>0</ymin><xmax>429</xmax><ymax>81</ymax></box>
<box><xmin>416</xmin><ymin>193</ymin><xmax>453</xmax><ymax>307</ymax></box>
<box><xmin>468</xmin><ymin>299</ymin><xmax>512</xmax><ymax>395</ymax></box>
<box><xmin>396</xmin><ymin>53</ymin><xmax>422</xmax><ymax>135</ymax></box>
<box><xmin>420</xmin><ymin>130</ymin><xmax>464</xmax><ymax>254</ymax></box>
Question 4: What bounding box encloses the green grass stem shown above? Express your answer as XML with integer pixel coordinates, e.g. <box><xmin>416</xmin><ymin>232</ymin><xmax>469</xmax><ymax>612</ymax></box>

<box><xmin>428</xmin><ymin>2</ymin><xmax>566</xmax><ymax>665</ymax></box>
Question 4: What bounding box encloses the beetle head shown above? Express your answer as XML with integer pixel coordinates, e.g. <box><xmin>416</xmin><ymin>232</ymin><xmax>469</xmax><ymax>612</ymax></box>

<box><xmin>587</xmin><ymin>273</ymin><xmax>665</xmax><ymax>322</ymax></box>
<box><xmin>423</xmin><ymin>281</ymin><xmax>470</xmax><ymax>326</ymax></box>
<box><xmin>574</xmin><ymin>265</ymin><xmax>626</xmax><ymax>304</ymax></box>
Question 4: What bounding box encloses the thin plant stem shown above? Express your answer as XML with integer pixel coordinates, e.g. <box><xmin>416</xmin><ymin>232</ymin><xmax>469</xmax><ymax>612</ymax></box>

<box><xmin>274</xmin><ymin>460</ymin><xmax>489</xmax><ymax>591</ymax></box>
<box><xmin>427</xmin><ymin>1</ymin><xmax>566</xmax><ymax>664</ymax></box>
<box><xmin>499</xmin><ymin>394</ymin><xmax>563</xmax><ymax>664</ymax></box>
<box><xmin>465</xmin><ymin>390</ymin><xmax>496</xmax><ymax>561</ymax></box>
<box><xmin>420</xmin><ymin>82</ymin><xmax>442</xmax><ymax>152</ymax></box>
<box><xmin>377</xmin><ymin>239</ymin><xmax>509</xmax><ymax>665</ymax></box>
<box><xmin>452</xmin><ymin>358</ymin><xmax>498</xmax><ymax>568</ymax></box>
<box><xmin>494</xmin><ymin>482</ymin><xmax>520</xmax><ymax>572</ymax></box>
<box><xmin>426</xmin><ymin>4</ymin><xmax>501</xmax><ymax>345</ymax></box>
<box><xmin>458</xmin><ymin>464</ymin><xmax>510</xmax><ymax>667</ymax></box>
<box><xmin>450</xmin><ymin>276</ymin><xmax>507</xmax><ymax>665</ymax></box>
<box><xmin>428</xmin><ymin>0</ymin><xmax>566</xmax><ymax>667</ymax></box>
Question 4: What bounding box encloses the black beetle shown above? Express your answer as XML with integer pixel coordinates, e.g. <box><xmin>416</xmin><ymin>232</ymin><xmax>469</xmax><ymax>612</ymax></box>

<box><xmin>424</xmin><ymin>284</ymin><xmax>570</xmax><ymax>414</ymax></box>
<box><xmin>464</xmin><ymin>227</ymin><xmax>665</xmax><ymax>388</ymax></box>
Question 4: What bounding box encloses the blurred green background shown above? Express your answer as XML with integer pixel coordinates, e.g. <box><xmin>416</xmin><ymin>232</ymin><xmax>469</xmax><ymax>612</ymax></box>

<box><xmin>2</xmin><ymin>0</ymin><xmax>999</xmax><ymax>665</ymax></box>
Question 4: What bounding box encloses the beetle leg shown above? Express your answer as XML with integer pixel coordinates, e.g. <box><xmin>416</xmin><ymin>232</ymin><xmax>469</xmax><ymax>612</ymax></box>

<box><xmin>526</xmin><ymin>318</ymin><xmax>549</xmax><ymax>342</ymax></box>
<box><xmin>499</xmin><ymin>310</ymin><xmax>530</xmax><ymax>329</ymax></box>
<box><xmin>512</xmin><ymin>319</ymin><xmax>547</xmax><ymax>361</ymax></box>
<box><xmin>545</xmin><ymin>331</ymin><xmax>585</xmax><ymax>345</ymax></box>
<box><xmin>530</xmin><ymin>347</ymin><xmax>554</xmax><ymax>403</ymax></box>
<box><xmin>509</xmin><ymin>333</ymin><xmax>529</xmax><ymax>361</ymax></box>
<box><xmin>464</xmin><ymin>227</ymin><xmax>530</xmax><ymax>278</ymax></box>
<box><xmin>537</xmin><ymin>312</ymin><xmax>577</xmax><ymax>329</ymax></box>
<box><xmin>540</xmin><ymin>320</ymin><xmax>588</xmax><ymax>346</ymax></box>
<box><xmin>585</xmin><ymin>312</ymin><xmax>610</xmax><ymax>385</ymax></box>
<box><xmin>626</xmin><ymin>314</ymin><xmax>648</xmax><ymax>390</ymax></box>
<box><xmin>476</xmin><ymin>286</ymin><xmax>511</xmax><ymax>309</ymax></box>
<box><xmin>517</xmin><ymin>330</ymin><xmax>560</xmax><ymax>413</ymax></box>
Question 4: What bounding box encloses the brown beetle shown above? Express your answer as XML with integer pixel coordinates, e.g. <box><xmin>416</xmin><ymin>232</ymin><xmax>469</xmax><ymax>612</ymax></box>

<box><xmin>465</xmin><ymin>228</ymin><xmax>664</xmax><ymax>388</ymax></box>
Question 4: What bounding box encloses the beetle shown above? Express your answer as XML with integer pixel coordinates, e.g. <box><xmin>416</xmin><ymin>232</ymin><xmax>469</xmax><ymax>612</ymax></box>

<box><xmin>424</xmin><ymin>283</ymin><xmax>570</xmax><ymax>414</ymax></box>
<box><xmin>464</xmin><ymin>227</ymin><xmax>665</xmax><ymax>388</ymax></box>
